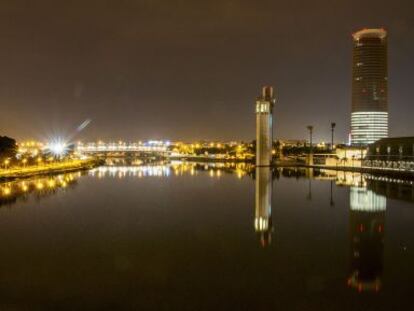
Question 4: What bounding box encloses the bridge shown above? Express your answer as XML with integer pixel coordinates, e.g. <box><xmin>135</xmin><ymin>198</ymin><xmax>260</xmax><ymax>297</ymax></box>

<box><xmin>76</xmin><ymin>141</ymin><xmax>170</xmax><ymax>155</ymax></box>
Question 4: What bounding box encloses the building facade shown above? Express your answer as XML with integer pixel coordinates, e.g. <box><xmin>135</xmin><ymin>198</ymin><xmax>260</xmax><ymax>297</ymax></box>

<box><xmin>364</xmin><ymin>137</ymin><xmax>414</xmax><ymax>171</ymax></box>
<box><xmin>351</xmin><ymin>28</ymin><xmax>388</xmax><ymax>145</ymax></box>
<box><xmin>256</xmin><ymin>86</ymin><xmax>275</xmax><ymax>166</ymax></box>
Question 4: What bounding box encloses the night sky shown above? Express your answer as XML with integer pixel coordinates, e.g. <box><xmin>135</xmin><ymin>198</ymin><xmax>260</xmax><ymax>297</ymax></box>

<box><xmin>0</xmin><ymin>0</ymin><xmax>413</xmax><ymax>143</ymax></box>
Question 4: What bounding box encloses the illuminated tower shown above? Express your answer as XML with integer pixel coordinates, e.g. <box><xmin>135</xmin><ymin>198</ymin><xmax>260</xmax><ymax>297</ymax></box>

<box><xmin>256</xmin><ymin>86</ymin><xmax>276</xmax><ymax>166</ymax></box>
<box><xmin>351</xmin><ymin>28</ymin><xmax>388</xmax><ymax>145</ymax></box>
<box><xmin>254</xmin><ymin>167</ymin><xmax>273</xmax><ymax>247</ymax></box>
<box><xmin>348</xmin><ymin>186</ymin><xmax>385</xmax><ymax>292</ymax></box>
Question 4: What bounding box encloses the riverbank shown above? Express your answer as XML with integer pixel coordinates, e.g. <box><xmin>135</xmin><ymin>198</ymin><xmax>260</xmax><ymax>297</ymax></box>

<box><xmin>0</xmin><ymin>158</ymin><xmax>102</xmax><ymax>181</ymax></box>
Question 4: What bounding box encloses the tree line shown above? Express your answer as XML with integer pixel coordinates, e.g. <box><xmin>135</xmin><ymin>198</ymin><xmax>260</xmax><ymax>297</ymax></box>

<box><xmin>0</xmin><ymin>136</ymin><xmax>17</xmax><ymax>161</ymax></box>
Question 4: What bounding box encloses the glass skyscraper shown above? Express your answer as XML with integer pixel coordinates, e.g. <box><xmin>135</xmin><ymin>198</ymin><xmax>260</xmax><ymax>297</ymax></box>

<box><xmin>351</xmin><ymin>28</ymin><xmax>388</xmax><ymax>145</ymax></box>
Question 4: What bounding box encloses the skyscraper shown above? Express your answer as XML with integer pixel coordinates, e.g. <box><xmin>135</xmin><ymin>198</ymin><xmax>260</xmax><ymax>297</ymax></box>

<box><xmin>256</xmin><ymin>86</ymin><xmax>275</xmax><ymax>166</ymax></box>
<box><xmin>351</xmin><ymin>28</ymin><xmax>388</xmax><ymax>145</ymax></box>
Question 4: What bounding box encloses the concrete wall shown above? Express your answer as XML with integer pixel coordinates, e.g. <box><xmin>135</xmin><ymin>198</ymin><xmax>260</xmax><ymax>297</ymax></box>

<box><xmin>256</xmin><ymin>112</ymin><xmax>272</xmax><ymax>166</ymax></box>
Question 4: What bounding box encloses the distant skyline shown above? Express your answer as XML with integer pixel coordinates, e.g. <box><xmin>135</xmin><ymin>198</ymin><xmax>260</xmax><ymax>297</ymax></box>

<box><xmin>0</xmin><ymin>0</ymin><xmax>413</xmax><ymax>143</ymax></box>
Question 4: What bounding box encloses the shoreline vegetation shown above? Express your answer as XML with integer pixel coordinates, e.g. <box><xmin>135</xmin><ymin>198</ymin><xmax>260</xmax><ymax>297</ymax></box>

<box><xmin>0</xmin><ymin>158</ymin><xmax>102</xmax><ymax>181</ymax></box>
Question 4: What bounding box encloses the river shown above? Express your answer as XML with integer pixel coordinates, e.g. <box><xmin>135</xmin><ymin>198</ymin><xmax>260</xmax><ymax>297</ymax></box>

<box><xmin>0</xmin><ymin>162</ymin><xmax>413</xmax><ymax>310</ymax></box>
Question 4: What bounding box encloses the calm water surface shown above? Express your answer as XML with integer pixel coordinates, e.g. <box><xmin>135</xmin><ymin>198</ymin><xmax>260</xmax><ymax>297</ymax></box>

<box><xmin>0</xmin><ymin>163</ymin><xmax>413</xmax><ymax>310</ymax></box>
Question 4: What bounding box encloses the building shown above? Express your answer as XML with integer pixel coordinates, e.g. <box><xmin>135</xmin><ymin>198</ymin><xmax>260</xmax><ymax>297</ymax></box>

<box><xmin>351</xmin><ymin>28</ymin><xmax>388</xmax><ymax>145</ymax></box>
<box><xmin>256</xmin><ymin>86</ymin><xmax>275</xmax><ymax>166</ymax></box>
<box><xmin>365</xmin><ymin>137</ymin><xmax>414</xmax><ymax>170</ymax></box>
<box><xmin>276</xmin><ymin>139</ymin><xmax>307</xmax><ymax>148</ymax></box>
<box><xmin>325</xmin><ymin>145</ymin><xmax>367</xmax><ymax>168</ymax></box>
<box><xmin>367</xmin><ymin>137</ymin><xmax>414</xmax><ymax>158</ymax></box>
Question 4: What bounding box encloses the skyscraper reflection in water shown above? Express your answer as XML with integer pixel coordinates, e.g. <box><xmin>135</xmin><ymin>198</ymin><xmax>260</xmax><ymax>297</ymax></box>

<box><xmin>348</xmin><ymin>185</ymin><xmax>386</xmax><ymax>292</ymax></box>
<box><xmin>254</xmin><ymin>168</ymin><xmax>273</xmax><ymax>247</ymax></box>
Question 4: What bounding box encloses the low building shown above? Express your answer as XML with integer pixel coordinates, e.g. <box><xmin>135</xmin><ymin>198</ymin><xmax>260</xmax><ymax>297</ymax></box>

<box><xmin>325</xmin><ymin>145</ymin><xmax>367</xmax><ymax>167</ymax></box>
<box><xmin>365</xmin><ymin>137</ymin><xmax>414</xmax><ymax>170</ymax></box>
<box><xmin>277</xmin><ymin>139</ymin><xmax>307</xmax><ymax>148</ymax></box>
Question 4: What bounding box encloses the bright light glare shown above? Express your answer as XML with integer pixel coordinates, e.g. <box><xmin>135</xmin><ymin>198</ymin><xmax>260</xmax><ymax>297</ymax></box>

<box><xmin>46</xmin><ymin>139</ymin><xmax>68</xmax><ymax>156</ymax></box>
<box><xmin>51</xmin><ymin>143</ymin><xmax>65</xmax><ymax>155</ymax></box>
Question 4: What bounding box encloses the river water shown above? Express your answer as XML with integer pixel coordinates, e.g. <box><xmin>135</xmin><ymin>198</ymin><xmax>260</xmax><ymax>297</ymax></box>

<box><xmin>0</xmin><ymin>162</ymin><xmax>413</xmax><ymax>310</ymax></box>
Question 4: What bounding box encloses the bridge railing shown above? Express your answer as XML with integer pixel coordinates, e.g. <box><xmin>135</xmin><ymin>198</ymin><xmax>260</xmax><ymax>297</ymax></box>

<box><xmin>76</xmin><ymin>144</ymin><xmax>168</xmax><ymax>153</ymax></box>
<box><xmin>362</xmin><ymin>155</ymin><xmax>414</xmax><ymax>172</ymax></box>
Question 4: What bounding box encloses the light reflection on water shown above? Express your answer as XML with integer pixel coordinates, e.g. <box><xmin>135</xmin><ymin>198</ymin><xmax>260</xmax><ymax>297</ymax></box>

<box><xmin>255</xmin><ymin>168</ymin><xmax>273</xmax><ymax>247</ymax></box>
<box><xmin>88</xmin><ymin>161</ymin><xmax>252</xmax><ymax>179</ymax></box>
<box><xmin>0</xmin><ymin>172</ymin><xmax>81</xmax><ymax>207</ymax></box>
<box><xmin>348</xmin><ymin>186</ymin><xmax>385</xmax><ymax>292</ymax></box>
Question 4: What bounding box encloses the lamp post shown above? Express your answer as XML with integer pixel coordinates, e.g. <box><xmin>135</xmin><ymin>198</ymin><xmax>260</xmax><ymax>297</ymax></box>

<box><xmin>331</xmin><ymin>122</ymin><xmax>336</xmax><ymax>152</ymax></box>
<box><xmin>307</xmin><ymin>125</ymin><xmax>314</xmax><ymax>165</ymax></box>
<box><xmin>3</xmin><ymin>159</ymin><xmax>10</xmax><ymax>170</ymax></box>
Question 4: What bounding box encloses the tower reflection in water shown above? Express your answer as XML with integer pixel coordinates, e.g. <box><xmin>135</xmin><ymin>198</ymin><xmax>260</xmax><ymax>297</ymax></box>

<box><xmin>348</xmin><ymin>184</ymin><xmax>386</xmax><ymax>292</ymax></box>
<box><xmin>254</xmin><ymin>168</ymin><xmax>273</xmax><ymax>247</ymax></box>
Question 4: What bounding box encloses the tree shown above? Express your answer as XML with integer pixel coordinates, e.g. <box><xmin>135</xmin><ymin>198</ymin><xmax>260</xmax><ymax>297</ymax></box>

<box><xmin>247</xmin><ymin>140</ymin><xmax>256</xmax><ymax>155</ymax></box>
<box><xmin>0</xmin><ymin>136</ymin><xmax>17</xmax><ymax>160</ymax></box>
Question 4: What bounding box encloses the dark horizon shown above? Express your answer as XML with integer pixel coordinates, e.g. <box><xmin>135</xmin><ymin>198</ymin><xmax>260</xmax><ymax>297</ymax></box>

<box><xmin>0</xmin><ymin>0</ymin><xmax>413</xmax><ymax>143</ymax></box>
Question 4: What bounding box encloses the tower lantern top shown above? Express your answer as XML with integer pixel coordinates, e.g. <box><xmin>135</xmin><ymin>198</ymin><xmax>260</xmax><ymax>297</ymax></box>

<box><xmin>261</xmin><ymin>86</ymin><xmax>274</xmax><ymax>100</ymax></box>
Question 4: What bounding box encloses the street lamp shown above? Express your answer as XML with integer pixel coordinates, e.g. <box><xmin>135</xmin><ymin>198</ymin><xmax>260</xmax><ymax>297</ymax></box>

<box><xmin>307</xmin><ymin>126</ymin><xmax>314</xmax><ymax>151</ymax></box>
<box><xmin>331</xmin><ymin>122</ymin><xmax>336</xmax><ymax>152</ymax></box>
<box><xmin>3</xmin><ymin>159</ymin><xmax>10</xmax><ymax>170</ymax></box>
<box><xmin>22</xmin><ymin>158</ymin><xmax>27</xmax><ymax>168</ymax></box>
<box><xmin>45</xmin><ymin>138</ymin><xmax>69</xmax><ymax>159</ymax></box>
<box><xmin>307</xmin><ymin>125</ymin><xmax>314</xmax><ymax>165</ymax></box>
